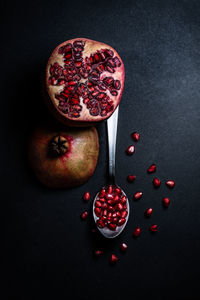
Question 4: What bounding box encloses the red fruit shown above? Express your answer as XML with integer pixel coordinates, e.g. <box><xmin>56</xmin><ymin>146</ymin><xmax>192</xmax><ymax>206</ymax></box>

<box><xmin>83</xmin><ymin>192</ymin><xmax>90</xmax><ymax>201</ymax></box>
<box><xmin>149</xmin><ymin>224</ymin><xmax>158</xmax><ymax>232</ymax></box>
<box><xmin>133</xmin><ymin>192</ymin><xmax>143</xmax><ymax>200</ymax></box>
<box><xmin>46</xmin><ymin>38</ymin><xmax>125</xmax><ymax>126</ymax></box>
<box><xmin>145</xmin><ymin>208</ymin><xmax>153</xmax><ymax>217</ymax></box>
<box><xmin>131</xmin><ymin>132</ymin><xmax>140</xmax><ymax>141</ymax></box>
<box><xmin>96</xmin><ymin>219</ymin><xmax>106</xmax><ymax>228</ymax></box>
<box><xmin>147</xmin><ymin>164</ymin><xmax>156</xmax><ymax>173</ymax></box>
<box><xmin>115</xmin><ymin>187</ymin><xmax>121</xmax><ymax>194</ymax></box>
<box><xmin>162</xmin><ymin>197</ymin><xmax>170</xmax><ymax>207</ymax></box>
<box><xmin>115</xmin><ymin>203</ymin><xmax>124</xmax><ymax>211</ymax></box>
<box><xmin>28</xmin><ymin>125</ymin><xmax>99</xmax><ymax>188</ymax></box>
<box><xmin>121</xmin><ymin>210</ymin><xmax>128</xmax><ymax>218</ymax></box>
<box><xmin>166</xmin><ymin>180</ymin><xmax>175</xmax><ymax>188</ymax></box>
<box><xmin>120</xmin><ymin>196</ymin><xmax>127</xmax><ymax>204</ymax></box>
<box><xmin>108</xmin><ymin>223</ymin><xmax>117</xmax><ymax>231</ymax></box>
<box><xmin>126</xmin><ymin>145</ymin><xmax>135</xmax><ymax>155</ymax></box>
<box><xmin>117</xmin><ymin>218</ymin><xmax>126</xmax><ymax>226</ymax></box>
<box><xmin>81</xmin><ymin>211</ymin><xmax>88</xmax><ymax>220</ymax></box>
<box><xmin>95</xmin><ymin>201</ymin><xmax>102</xmax><ymax>208</ymax></box>
<box><xmin>94</xmin><ymin>207</ymin><xmax>102</xmax><ymax>217</ymax></box>
<box><xmin>127</xmin><ymin>174</ymin><xmax>136</xmax><ymax>182</ymax></box>
<box><xmin>94</xmin><ymin>250</ymin><xmax>103</xmax><ymax>256</ymax></box>
<box><xmin>120</xmin><ymin>243</ymin><xmax>128</xmax><ymax>252</ymax></box>
<box><xmin>110</xmin><ymin>254</ymin><xmax>118</xmax><ymax>264</ymax></box>
<box><xmin>153</xmin><ymin>177</ymin><xmax>161</xmax><ymax>188</ymax></box>
<box><xmin>133</xmin><ymin>227</ymin><xmax>141</xmax><ymax>237</ymax></box>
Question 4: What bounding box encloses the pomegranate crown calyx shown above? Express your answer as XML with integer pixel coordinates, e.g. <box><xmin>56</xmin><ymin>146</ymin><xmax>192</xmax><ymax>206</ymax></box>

<box><xmin>49</xmin><ymin>135</ymin><xmax>68</xmax><ymax>156</ymax></box>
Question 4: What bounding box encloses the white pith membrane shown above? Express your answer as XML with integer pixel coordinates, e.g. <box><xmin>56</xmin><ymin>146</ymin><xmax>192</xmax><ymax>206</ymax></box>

<box><xmin>47</xmin><ymin>38</ymin><xmax>124</xmax><ymax>122</ymax></box>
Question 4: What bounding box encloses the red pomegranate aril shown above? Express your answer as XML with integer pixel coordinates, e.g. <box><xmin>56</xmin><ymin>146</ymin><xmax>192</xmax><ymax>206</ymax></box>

<box><xmin>120</xmin><ymin>243</ymin><xmax>128</xmax><ymax>252</ymax></box>
<box><xmin>123</xmin><ymin>204</ymin><xmax>127</xmax><ymax>210</ymax></box>
<box><xmin>106</xmin><ymin>193</ymin><xmax>114</xmax><ymax>200</ymax></box>
<box><xmin>133</xmin><ymin>192</ymin><xmax>143</xmax><ymax>200</ymax></box>
<box><xmin>108</xmin><ymin>185</ymin><xmax>113</xmax><ymax>193</ymax></box>
<box><xmin>112</xmin><ymin>217</ymin><xmax>118</xmax><ymax>224</ymax></box>
<box><xmin>115</xmin><ymin>187</ymin><xmax>121</xmax><ymax>194</ymax></box>
<box><xmin>115</xmin><ymin>203</ymin><xmax>123</xmax><ymax>211</ymax></box>
<box><xmin>83</xmin><ymin>191</ymin><xmax>90</xmax><ymax>201</ymax></box>
<box><xmin>107</xmin><ymin>212</ymin><xmax>112</xmax><ymax>218</ymax></box>
<box><xmin>99</xmin><ymin>189</ymin><xmax>106</xmax><ymax>197</ymax></box>
<box><xmin>107</xmin><ymin>199</ymin><xmax>114</xmax><ymax>205</ymax></box>
<box><xmin>147</xmin><ymin>163</ymin><xmax>156</xmax><ymax>174</ymax></box>
<box><xmin>81</xmin><ymin>211</ymin><xmax>88</xmax><ymax>220</ymax></box>
<box><xmin>145</xmin><ymin>208</ymin><xmax>153</xmax><ymax>217</ymax></box>
<box><xmin>127</xmin><ymin>174</ymin><xmax>136</xmax><ymax>182</ymax></box>
<box><xmin>162</xmin><ymin>197</ymin><xmax>170</xmax><ymax>207</ymax></box>
<box><xmin>131</xmin><ymin>132</ymin><xmax>140</xmax><ymax>142</ymax></box>
<box><xmin>110</xmin><ymin>254</ymin><xmax>118</xmax><ymax>264</ymax></box>
<box><xmin>108</xmin><ymin>205</ymin><xmax>114</xmax><ymax>212</ymax></box>
<box><xmin>166</xmin><ymin>180</ymin><xmax>175</xmax><ymax>188</ymax></box>
<box><xmin>95</xmin><ymin>201</ymin><xmax>102</xmax><ymax>208</ymax></box>
<box><xmin>114</xmin><ymin>195</ymin><xmax>119</xmax><ymax>202</ymax></box>
<box><xmin>121</xmin><ymin>196</ymin><xmax>126</xmax><ymax>204</ymax></box>
<box><xmin>133</xmin><ymin>227</ymin><xmax>141</xmax><ymax>237</ymax></box>
<box><xmin>101</xmin><ymin>203</ymin><xmax>108</xmax><ymax>209</ymax></box>
<box><xmin>121</xmin><ymin>210</ymin><xmax>128</xmax><ymax>218</ymax></box>
<box><xmin>94</xmin><ymin>207</ymin><xmax>101</xmax><ymax>217</ymax></box>
<box><xmin>99</xmin><ymin>197</ymin><xmax>106</xmax><ymax>203</ymax></box>
<box><xmin>153</xmin><ymin>177</ymin><xmax>161</xmax><ymax>188</ymax></box>
<box><xmin>108</xmin><ymin>223</ymin><xmax>117</xmax><ymax>231</ymax></box>
<box><xmin>126</xmin><ymin>145</ymin><xmax>135</xmax><ymax>155</ymax></box>
<box><xmin>117</xmin><ymin>218</ymin><xmax>126</xmax><ymax>226</ymax></box>
<box><xmin>94</xmin><ymin>250</ymin><xmax>103</xmax><ymax>256</ymax></box>
<box><xmin>96</xmin><ymin>219</ymin><xmax>106</xmax><ymax>228</ymax></box>
<box><xmin>149</xmin><ymin>224</ymin><xmax>158</xmax><ymax>232</ymax></box>
<box><xmin>103</xmin><ymin>209</ymin><xmax>107</xmax><ymax>217</ymax></box>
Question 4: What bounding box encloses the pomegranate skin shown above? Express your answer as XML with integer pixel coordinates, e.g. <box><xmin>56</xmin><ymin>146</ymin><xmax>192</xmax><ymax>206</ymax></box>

<box><xmin>28</xmin><ymin>124</ymin><xmax>99</xmax><ymax>188</ymax></box>
<box><xmin>45</xmin><ymin>38</ymin><xmax>125</xmax><ymax>127</ymax></box>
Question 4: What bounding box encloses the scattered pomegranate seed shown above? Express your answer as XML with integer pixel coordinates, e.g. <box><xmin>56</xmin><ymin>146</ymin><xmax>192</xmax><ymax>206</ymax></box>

<box><xmin>166</xmin><ymin>180</ymin><xmax>175</xmax><ymax>188</ymax></box>
<box><xmin>145</xmin><ymin>208</ymin><xmax>153</xmax><ymax>217</ymax></box>
<box><xmin>94</xmin><ymin>250</ymin><xmax>103</xmax><ymax>256</ymax></box>
<box><xmin>149</xmin><ymin>224</ymin><xmax>158</xmax><ymax>232</ymax></box>
<box><xmin>133</xmin><ymin>227</ymin><xmax>141</xmax><ymax>237</ymax></box>
<box><xmin>83</xmin><ymin>191</ymin><xmax>90</xmax><ymax>201</ymax></box>
<box><xmin>127</xmin><ymin>174</ymin><xmax>136</xmax><ymax>182</ymax></box>
<box><xmin>147</xmin><ymin>164</ymin><xmax>156</xmax><ymax>173</ymax></box>
<box><xmin>110</xmin><ymin>254</ymin><xmax>118</xmax><ymax>264</ymax></box>
<box><xmin>133</xmin><ymin>192</ymin><xmax>143</xmax><ymax>200</ymax></box>
<box><xmin>131</xmin><ymin>132</ymin><xmax>140</xmax><ymax>142</ymax></box>
<box><xmin>162</xmin><ymin>197</ymin><xmax>170</xmax><ymax>207</ymax></box>
<box><xmin>81</xmin><ymin>211</ymin><xmax>88</xmax><ymax>220</ymax></box>
<box><xmin>153</xmin><ymin>177</ymin><xmax>161</xmax><ymax>188</ymax></box>
<box><xmin>120</xmin><ymin>243</ymin><xmax>128</xmax><ymax>252</ymax></box>
<box><xmin>126</xmin><ymin>145</ymin><xmax>135</xmax><ymax>155</ymax></box>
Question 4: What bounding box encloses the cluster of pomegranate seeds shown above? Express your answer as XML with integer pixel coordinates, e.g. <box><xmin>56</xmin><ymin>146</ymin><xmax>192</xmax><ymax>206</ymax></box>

<box><xmin>48</xmin><ymin>40</ymin><xmax>122</xmax><ymax>118</ymax></box>
<box><xmin>94</xmin><ymin>185</ymin><xmax>128</xmax><ymax>231</ymax></box>
<box><xmin>153</xmin><ymin>177</ymin><xmax>161</xmax><ymax>188</ymax></box>
<box><xmin>147</xmin><ymin>164</ymin><xmax>156</xmax><ymax>173</ymax></box>
<box><xmin>133</xmin><ymin>191</ymin><xmax>143</xmax><ymax>200</ymax></box>
<box><xmin>145</xmin><ymin>208</ymin><xmax>153</xmax><ymax>217</ymax></box>
<box><xmin>131</xmin><ymin>132</ymin><xmax>140</xmax><ymax>142</ymax></box>
<box><xmin>127</xmin><ymin>174</ymin><xmax>136</xmax><ymax>182</ymax></box>
<box><xmin>126</xmin><ymin>145</ymin><xmax>135</xmax><ymax>155</ymax></box>
<box><xmin>133</xmin><ymin>227</ymin><xmax>141</xmax><ymax>237</ymax></box>
<box><xmin>83</xmin><ymin>191</ymin><xmax>90</xmax><ymax>201</ymax></box>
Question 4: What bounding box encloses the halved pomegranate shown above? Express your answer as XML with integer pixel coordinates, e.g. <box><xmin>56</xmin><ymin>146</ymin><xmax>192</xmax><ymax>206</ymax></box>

<box><xmin>45</xmin><ymin>38</ymin><xmax>125</xmax><ymax>126</ymax></box>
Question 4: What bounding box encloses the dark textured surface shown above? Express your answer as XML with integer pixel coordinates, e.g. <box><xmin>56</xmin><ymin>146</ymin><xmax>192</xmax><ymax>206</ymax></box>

<box><xmin>3</xmin><ymin>0</ymin><xmax>200</xmax><ymax>299</ymax></box>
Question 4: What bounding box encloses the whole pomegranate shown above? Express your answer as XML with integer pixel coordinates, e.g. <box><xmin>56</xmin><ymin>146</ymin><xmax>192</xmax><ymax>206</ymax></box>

<box><xmin>28</xmin><ymin>124</ymin><xmax>99</xmax><ymax>188</ymax></box>
<box><xmin>45</xmin><ymin>38</ymin><xmax>125</xmax><ymax>126</ymax></box>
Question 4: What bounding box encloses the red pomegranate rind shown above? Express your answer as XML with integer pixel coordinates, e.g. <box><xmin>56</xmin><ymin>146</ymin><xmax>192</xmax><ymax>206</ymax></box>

<box><xmin>46</xmin><ymin>38</ymin><xmax>125</xmax><ymax>126</ymax></box>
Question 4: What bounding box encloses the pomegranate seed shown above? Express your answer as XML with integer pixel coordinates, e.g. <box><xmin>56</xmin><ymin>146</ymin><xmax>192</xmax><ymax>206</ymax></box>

<box><xmin>106</xmin><ymin>193</ymin><xmax>114</xmax><ymax>200</ymax></box>
<box><xmin>81</xmin><ymin>211</ymin><xmax>88</xmax><ymax>220</ymax></box>
<box><xmin>96</xmin><ymin>219</ymin><xmax>106</xmax><ymax>228</ymax></box>
<box><xmin>166</xmin><ymin>180</ymin><xmax>175</xmax><ymax>188</ymax></box>
<box><xmin>162</xmin><ymin>197</ymin><xmax>170</xmax><ymax>207</ymax></box>
<box><xmin>127</xmin><ymin>174</ymin><xmax>136</xmax><ymax>182</ymax></box>
<box><xmin>121</xmin><ymin>210</ymin><xmax>128</xmax><ymax>218</ymax></box>
<box><xmin>115</xmin><ymin>203</ymin><xmax>124</xmax><ymax>211</ymax></box>
<box><xmin>95</xmin><ymin>200</ymin><xmax>102</xmax><ymax>207</ymax></box>
<box><xmin>108</xmin><ymin>223</ymin><xmax>117</xmax><ymax>231</ymax></box>
<box><xmin>103</xmin><ymin>209</ymin><xmax>107</xmax><ymax>216</ymax></box>
<box><xmin>83</xmin><ymin>191</ymin><xmax>90</xmax><ymax>201</ymax></box>
<box><xmin>149</xmin><ymin>224</ymin><xmax>158</xmax><ymax>232</ymax></box>
<box><xmin>94</xmin><ymin>250</ymin><xmax>103</xmax><ymax>256</ymax></box>
<box><xmin>114</xmin><ymin>195</ymin><xmax>119</xmax><ymax>202</ymax></box>
<box><xmin>145</xmin><ymin>208</ymin><xmax>153</xmax><ymax>217</ymax></box>
<box><xmin>108</xmin><ymin>185</ymin><xmax>113</xmax><ymax>193</ymax></box>
<box><xmin>94</xmin><ymin>207</ymin><xmax>101</xmax><ymax>217</ymax></box>
<box><xmin>120</xmin><ymin>243</ymin><xmax>128</xmax><ymax>252</ymax></box>
<box><xmin>153</xmin><ymin>177</ymin><xmax>161</xmax><ymax>188</ymax></box>
<box><xmin>110</xmin><ymin>254</ymin><xmax>118</xmax><ymax>264</ymax></box>
<box><xmin>121</xmin><ymin>196</ymin><xmax>126</xmax><ymax>204</ymax></box>
<box><xmin>108</xmin><ymin>205</ymin><xmax>114</xmax><ymax>212</ymax></box>
<box><xmin>133</xmin><ymin>227</ymin><xmax>141</xmax><ymax>237</ymax></box>
<box><xmin>133</xmin><ymin>192</ymin><xmax>143</xmax><ymax>200</ymax></box>
<box><xmin>126</xmin><ymin>145</ymin><xmax>135</xmax><ymax>155</ymax></box>
<box><xmin>147</xmin><ymin>164</ymin><xmax>156</xmax><ymax>173</ymax></box>
<box><xmin>131</xmin><ymin>132</ymin><xmax>140</xmax><ymax>141</ymax></box>
<box><xmin>99</xmin><ymin>189</ymin><xmax>106</xmax><ymax>197</ymax></box>
<box><xmin>112</xmin><ymin>217</ymin><xmax>118</xmax><ymax>224</ymax></box>
<box><xmin>117</xmin><ymin>218</ymin><xmax>126</xmax><ymax>226</ymax></box>
<box><xmin>115</xmin><ymin>187</ymin><xmax>121</xmax><ymax>194</ymax></box>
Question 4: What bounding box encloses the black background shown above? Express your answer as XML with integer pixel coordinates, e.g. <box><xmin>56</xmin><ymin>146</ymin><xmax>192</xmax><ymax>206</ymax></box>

<box><xmin>3</xmin><ymin>0</ymin><xmax>200</xmax><ymax>299</ymax></box>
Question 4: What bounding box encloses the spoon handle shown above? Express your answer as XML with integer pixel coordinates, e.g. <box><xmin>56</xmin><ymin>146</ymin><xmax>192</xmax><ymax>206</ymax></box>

<box><xmin>107</xmin><ymin>106</ymin><xmax>119</xmax><ymax>184</ymax></box>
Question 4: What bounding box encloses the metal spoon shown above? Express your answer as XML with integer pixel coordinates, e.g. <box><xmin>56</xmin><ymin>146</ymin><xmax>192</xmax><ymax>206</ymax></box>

<box><xmin>93</xmin><ymin>107</ymin><xmax>130</xmax><ymax>238</ymax></box>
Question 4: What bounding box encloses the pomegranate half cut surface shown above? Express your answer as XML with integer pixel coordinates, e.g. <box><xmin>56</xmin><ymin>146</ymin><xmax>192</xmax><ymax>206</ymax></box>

<box><xmin>46</xmin><ymin>38</ymin><xmax>125</xmax><ymax>126</ymax></box>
